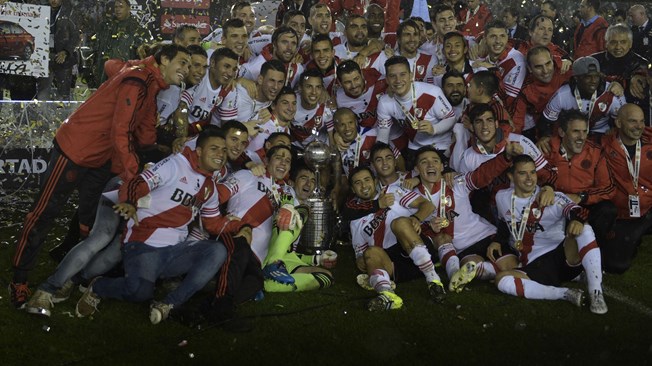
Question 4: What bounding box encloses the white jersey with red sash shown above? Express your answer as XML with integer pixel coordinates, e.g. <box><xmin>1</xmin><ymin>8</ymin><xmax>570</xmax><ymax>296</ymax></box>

<box><xmin>335</xmin><ymin>68</ymin><xmax>387</xmax><ymax>130</ymax></box>
<box><xmin>339</xmin><ymin>128</ymin><xmax>400</xmax><ymax>177</ymax></box>
<box><xmin>376</xmin><ymin>81</ymin><xmax>455</xmax><ymax>150</ymax></box>
<box><xmin>180</xmin><ymin>73</ymin><xmax>231</xmax><ymax>124</ymax></box>
<box><xmin>291</xmin><ymin>94</ymin><xmax>334</xmax><ymax>148</ymax></box>
<box><xmin>350</xmin><ymin>184</ymin><xmax>420</xmax><ymax>258</ymax></box>
<box><xmin>495</xmin><ymin>187</ymin><xmax>587</xmax><ymax>265</ymax></box>
<box><xmin>218</xmin><ymin>171</ymin><xmax>298</xmax><ymax>262</ymax></box>
<box><xmin>246</xmin><ymin>115</ymin><xmax>291</xmax><ymax>164</ymax></box>
<box><xmin>239</xmin><ymin>46</ymin><xmax>303</xmax><ymax>87</ymax></box>
<box><xmin>416</xmin><ymin>176</ymin><xmax>496</xmax><ymax>252</ymax></box>
<box><xmin>214</xmin><ymin>83</ymin><xmax>272</xmax><ymax>125</ymax></box>
<box><xmin>542</xmin><ymin>82</ymin><xmax>626</xmax><ymax>133</ymax></box>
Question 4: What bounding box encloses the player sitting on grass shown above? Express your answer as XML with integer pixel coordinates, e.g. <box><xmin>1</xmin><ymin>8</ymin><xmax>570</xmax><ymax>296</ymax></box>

<box><xmin>490</xmin><ymin>154</ymin><xmax>608</xmax><ymax>314</ymax></box>
<box><xmin>346</xmin><ymin>165</ymin><xmax>445</xmax><ymax>311</ymax></box>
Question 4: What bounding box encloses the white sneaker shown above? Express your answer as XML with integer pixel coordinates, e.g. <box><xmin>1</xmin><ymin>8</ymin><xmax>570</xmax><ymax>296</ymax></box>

<box><xmin>589</xmin><ymin>290</ymin><xmax>608</xmax><ymax>314</ymax></box>
<box><xmin>149</xmin><ymin>301</ymin><xmax>174</xmax><ymax>324</ymax></box>
<box><xmin>52</xmin><ymin>280</ymin><xmax>75</xmax><ymax>303</ymax></box>
<box><xmin>448</xmin><ymin>261</ymin><xmax>478</xmax><ymax>293</ymax></box>
<box><xmin>563</xmin><ymin>288</ymin><xmax>585</xmax><ymax>308</ymax></box>
<box><xmin>25</xmin><ymin>290</ymin><xmax>53</xmax><ymax>317</ymax></box>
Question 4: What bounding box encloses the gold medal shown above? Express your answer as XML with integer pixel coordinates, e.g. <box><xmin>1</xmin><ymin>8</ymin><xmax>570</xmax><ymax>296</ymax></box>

<box><xmin>440</xmin><ymin>218</ymin><xmax>449</xmax><ymax>228</ymax></box>
<box><xmin>515</xmin><ymin>240</ymin><xmax>523</xmax><ymax>251</ymax></box>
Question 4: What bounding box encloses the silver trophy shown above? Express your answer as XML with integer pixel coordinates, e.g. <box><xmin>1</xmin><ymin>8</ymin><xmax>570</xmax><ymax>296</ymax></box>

<box><xmin>297</xmin><ymin>140</ymin><xmax>338</xmax><ymax>255</ymax></box>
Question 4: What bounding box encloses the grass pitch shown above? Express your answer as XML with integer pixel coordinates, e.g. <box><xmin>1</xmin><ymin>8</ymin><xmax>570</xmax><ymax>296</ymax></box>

<box><xmin>1</xmin><ymin>194</ymin><xmax>651</xmax><ymax>366</ymax></box>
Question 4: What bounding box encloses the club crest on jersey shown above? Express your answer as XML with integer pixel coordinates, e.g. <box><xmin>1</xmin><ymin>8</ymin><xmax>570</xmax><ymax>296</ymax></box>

<box><xmin>414</xmin><ymin>108</ymin><xmax>424</xmax><ymax>119</ymax></box>
<box><xmin>315</xmin><ymin>116</ymin><xmax>322</xmax><ymax>126</ymax></box>
<box><xmin>215</xmin><ymin>96</ymin><xmax>223</xmax><ymax>106</ymax></box>
<box><xmin>362</xmin><ymin>150</ymin><xmax>370</xmax><ymax>159</ymax></box>
<box><xmin>598</xmin><ymin>102</ymin><xmax>607</xmax><ymax>112</ymax></box>
<box><xmin>445</xmin><ymin>195</ymin><xmax>452</xmax><ymax>207</ymax></box>
<box><xmin>532</xmin><ymin>208</ymin><xmax>541</xmax><ymax>219</ymax></box>
<box><xmin>416</xmin><ymin>65</ymin><xmax>425</xmax><ymax>76</ymax></box>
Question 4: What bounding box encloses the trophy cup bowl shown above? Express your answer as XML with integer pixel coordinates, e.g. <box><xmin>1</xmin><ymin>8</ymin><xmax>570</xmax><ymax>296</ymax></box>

<box><xmin>297</xmin><ymin>140</ymin><xmax>336</xmax><ymax>254</ymax></box>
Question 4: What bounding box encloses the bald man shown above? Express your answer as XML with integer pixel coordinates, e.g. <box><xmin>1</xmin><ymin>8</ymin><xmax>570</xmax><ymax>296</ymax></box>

<box><xmin>601</xmin><ymin>104</ymin><xmax>652</xmax><ymax>273</ymax></box>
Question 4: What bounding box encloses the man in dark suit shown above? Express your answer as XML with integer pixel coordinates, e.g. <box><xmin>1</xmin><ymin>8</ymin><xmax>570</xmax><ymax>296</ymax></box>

<box><xmin>629</xmin><ymin>4</ymin><xmax>652</xmax><ymax>62</ymax></box>
<box><xmin>503</xmin><ymin>6</ymin><xmax>529</xmax><ymax>41</ymax></box>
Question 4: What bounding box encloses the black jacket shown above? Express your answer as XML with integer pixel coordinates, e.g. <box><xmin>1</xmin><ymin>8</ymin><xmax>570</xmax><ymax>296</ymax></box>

<box><xmin>50</xmin><ymin>0</ymin><xmax>79</xmax><ymax>69</ymax></box>
<box><xmin>631</xmin><ymin>22</ymin><xmax>652</xmax><ymax>62</ymax></box>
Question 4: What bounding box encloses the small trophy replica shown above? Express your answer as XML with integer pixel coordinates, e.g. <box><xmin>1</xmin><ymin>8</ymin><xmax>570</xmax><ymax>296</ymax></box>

<box><xmin>296</xmin><ymin>140</ymin><xmax>338</xmax><ymax>255</ymax></box>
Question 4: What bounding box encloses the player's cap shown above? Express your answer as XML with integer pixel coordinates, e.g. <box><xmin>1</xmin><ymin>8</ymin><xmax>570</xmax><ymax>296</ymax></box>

<box><xmin>572</xmin><ymin>56</ymin><xmax>601</xmax><ymax>76</ymax></box>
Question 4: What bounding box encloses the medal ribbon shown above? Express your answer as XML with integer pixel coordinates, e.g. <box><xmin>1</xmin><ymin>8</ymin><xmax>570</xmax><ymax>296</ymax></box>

<box><xmin>510</xmin><ymin>192</ymin><xmax>535</xmax><ymax>248</ymax></box>
<box><xmin>618</xmin><ymin>138</ymin><xmax>641</xmax><ymax>191</ymax></box>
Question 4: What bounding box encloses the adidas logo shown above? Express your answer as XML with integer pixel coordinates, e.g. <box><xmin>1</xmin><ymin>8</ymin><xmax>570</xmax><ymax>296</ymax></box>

<box><xmin>199</xmin><ymin>97</ymin><xmax>206</xmax><ymax>103</ymax></box>
<box><xmin>180</xmin><ymin>177</ymin><xmax>188</xmax><ymax>184</ymax></box>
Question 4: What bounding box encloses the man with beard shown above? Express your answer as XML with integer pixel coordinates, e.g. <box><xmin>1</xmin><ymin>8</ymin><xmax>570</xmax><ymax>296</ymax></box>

<box><xmin>539</xmin><ymin>56</ymin><xmax>626</xmax><ymax>142</ymax></box>
<box><xmin>335</xmin><ymin>60</ymin><xmax>388</xmax><ymax>134</ymax></box>
<box><xmin>375</xmin><ymin>19</ymin><xmax>437</xmax><ymax>84</ymax></box>
<box><xmin>541</xmin><ymin>110</ymin><xmax>617</xmax><ymax>250</ymax></box>
<box><xmin>240</xmin><ymin>27</ymin><xmax>303</xmax><ymax>87</ymax></box>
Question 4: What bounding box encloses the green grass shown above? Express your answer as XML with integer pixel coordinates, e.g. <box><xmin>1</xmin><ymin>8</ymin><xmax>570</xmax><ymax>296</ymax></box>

<box><xmin>1</xmin><ymin>196</ymin><xmax>652</xmax><ymax>366</ymax></box>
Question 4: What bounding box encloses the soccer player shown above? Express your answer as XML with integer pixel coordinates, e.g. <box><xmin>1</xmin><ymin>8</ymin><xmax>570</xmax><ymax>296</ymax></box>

<box><xmin>509</xmin><ymin>46</ymin><xmax>572</xmax><ymax>137</ymax></box>
<box><xmin>245</xmin><ymin>87</ymin><xmax>296</xmax><ymax>162</ymax></box>
<box><xmin>394</xmin><ymin>19</ymin><xmax>438</xmax><ymax>83</ymax></box>
<box><xmin>456</xmin><ymin>104</ymin><xmax>556</xmax><ymax>188</ymax></box>
<box><xmin>218</xmin><ymin>145</ymin><xmax>334</xmax><ymax>291</ymax></box>
<box><xmin>9</xmin><ymin>45</ymin><xmax>191</xmax><ymax>309</ymax></box>
<box><xmin>304</xmin><ymin>34</ymin><xmax>339</xmax><ymax>94</ymax></box>
<box><xmin>462</xmin><ymin>70</ymin><xmax>513</xmax><ymax>130</ymax></box>
<box><xmin>180</xmin><ymin>47</ymin><xmax>241</xmax><ymax>135</ymax></box>
<box><xmin>539</xmin><ymin>56</ymin><xmax>626</xmax><ymax>140</ymax></box>
<box><xmin>376</xmin><ymin>56</ymin><xmax>455</xmax><ymax>169</ymax></box>
<box><xmin>74</xmin><ymin>129</ymin><xmax>246</xmax><ymax>323</ymax></box>
<box><xmin>492</xmin><ymin>154</ymin><xmax>608</xmax><ymax>314</ymax></box>
<box><xmin>290</xmin><ymin>69</ymin><xmax>334</xmax><ymax>149</ymax></box>
<box><xmin>240</xmin><ymin>26</ymin><xmax>304</xmax><ymax>87</ymax></box>
<box><xmin>512</xmin><ymin>15</ymin><xmax>571</xmax><ymax>73</ymax></box>
<box><xmin>414</xmin><ymin>144</ymin><xmax>521</xmax><ymax>292</ymax></box>
<box><xmin>347</xmin><ymin>165</ymin><xmax>445</xmax><ymax>311</ymax></box>
<box><xmin>432</xmin><ymin>32</ymin><xmax>475</xmax><ymax>87</ymax></box>
<box><xmin>335</xmin><ymin>60</ymin><xmax>388</xmax><ymax>131</ymax></box>
<box><xmin>601</xmin><ymin>104</ymin><xmax>652</xmax><ymax>273</ymax></box>
<box><xmin>215</xmin><ymin>59</ymin><xmax>285</xmax><ymax>129</ymax></box>
<box><xmin>334</xmin><ymin>108</ymin><xmax>402</xmax><ymax>178</ymax></box>
<box><xmin>473</xmin><ymin>20</ymin><xmax>526</xmax><ymax>107</ymax></box>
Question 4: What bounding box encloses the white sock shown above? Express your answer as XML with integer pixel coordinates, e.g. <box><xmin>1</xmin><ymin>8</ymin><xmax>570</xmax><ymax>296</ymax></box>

<box><xmin>409</xmin><ymin>245</ymin><xmax>441</xmax><ymax>282</ymax></box>
<box><xmin>437</xmin><ymin>243</ymin><xmax>459</xmax><ymax>279</ymax></box>
<box><xmin>475</xmin><ymin>261</ymin><xmax>496</xmax><ymax>280</ymax></box>
<box><xmin>580</xmin><ymin>245</ymin><xmax>603</xmax><ymax>293</ymax></box>
<box><xmin>497</xmin><ymin>276</ymin><xmax>567</xmax><ymax>300</ymax></box>
<box><xmin>369</xmin><ymin>269</ymin><xmax>392</xmax><ymax>293</ymax></box>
